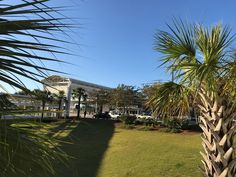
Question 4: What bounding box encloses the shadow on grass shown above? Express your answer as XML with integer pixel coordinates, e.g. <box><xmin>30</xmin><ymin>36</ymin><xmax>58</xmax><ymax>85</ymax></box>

<box><xmin>53</xmin><ymin>119</ymin><xmax>115</xmax><ymax>177</ymax></box>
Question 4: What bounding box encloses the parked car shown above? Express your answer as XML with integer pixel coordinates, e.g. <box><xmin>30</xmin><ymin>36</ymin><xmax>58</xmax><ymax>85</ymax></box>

<box><xmin>93</xmin><ymin>112</ymin><xmax>111</xmax><ymax>119</ymax></box>
<box><xmin>109</xmin><ymin>111</ymin><xmax>121</xmax><ymax>120</ymax></box>
<box><xmin>136</xmin><ymin>113</ymin><xmax>153</xmax><ymax>119</ymax></box>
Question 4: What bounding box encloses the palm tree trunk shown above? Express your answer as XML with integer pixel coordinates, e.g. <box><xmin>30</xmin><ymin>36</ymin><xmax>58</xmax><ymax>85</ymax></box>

<box><xmin>100</xmin><ymin>104</ymin><xmax>103</xmax><ymax>113</ymax></box>
<box><xmin>198</xmin><ymin>89</ymin><xmax>236</xmax><ymax>177</ymax></box>
<box><xmin>57</xmin><ymin>100</ymin><xmax>62</xmax><ymax>119</ymax></box>
<box><xmin>77</xmin><ymin>95</ymin><xmax>81</xmax><ymax>118</ymax></box>
<box><xmin>41</xmin><ymin>101</ymin><xmax>45</xmax><ymax>121</ymax></box>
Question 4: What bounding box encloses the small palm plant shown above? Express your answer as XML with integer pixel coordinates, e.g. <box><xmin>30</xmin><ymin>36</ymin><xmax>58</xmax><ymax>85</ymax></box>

<box><xmin>151</xmin><ymin>20</ymin><xmax>236</xmax><ymax>176</ymax></box>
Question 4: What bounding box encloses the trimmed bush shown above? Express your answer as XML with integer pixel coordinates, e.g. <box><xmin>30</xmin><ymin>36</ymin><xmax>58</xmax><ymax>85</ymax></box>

<box><xmin>120</xmin><ymin>115</ymin><xmax>137</xmax><ymax>125</ymax></box>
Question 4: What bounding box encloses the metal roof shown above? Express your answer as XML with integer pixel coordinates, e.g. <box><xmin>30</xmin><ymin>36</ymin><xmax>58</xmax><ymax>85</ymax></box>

<box><xmin>69</xmin><ymin>78</ymin><xmax>112</xmax><ymax>90</ymax></box>
<box><xmin>43</xmin><ymin>75</ymin><xmax>112</xmax><ymax>90</ymax></box>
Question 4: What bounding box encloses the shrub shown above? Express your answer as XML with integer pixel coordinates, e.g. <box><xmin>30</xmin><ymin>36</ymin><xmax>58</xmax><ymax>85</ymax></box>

<box><xmin>180</xmin><ymin>119</ymin><xmax>189</xmax><ymax>130</ymax></box>
<box><xmin>134</xmin><ymin>119</ymin><xmax>143</xmax><ymax>125</ymax></box>
<box><xmin>165</xmin><ymin>118</ymin><xmax>181</xmax><ymax>129</ymax></box>
<box><xmin>158</xmin><ymin>127</ymin><xmax>182</xmax><ymax>133</ymax></box>
<box><xmin>135</xmin><ymin>118</ymin><xmax>158</xmax><ymax>127</ymax></box>
<box><xmin>137</xmin><ymin>126</ymin><xmax>154</xmax><ymax>131</ymax></box>
<box><xmin>120</xmin><ymin>115</ymin><xmax>137</xmax><ymax>125</ymax></box>
<box><xmin>144</xmin><ymin>118</ymin><xmax>156</xmax><ymax>127</ymax></box>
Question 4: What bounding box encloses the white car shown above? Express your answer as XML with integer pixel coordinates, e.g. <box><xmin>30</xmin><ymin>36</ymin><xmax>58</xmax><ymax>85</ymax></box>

<box><xmin>109</xmin><ymin>111</ymin><xmax>121</xmax><ymax>120</ymax></box>
<box><xmin>136</xmin><ymin>113</ymin><xmax>153</xmax><ymax>119</ymax></box>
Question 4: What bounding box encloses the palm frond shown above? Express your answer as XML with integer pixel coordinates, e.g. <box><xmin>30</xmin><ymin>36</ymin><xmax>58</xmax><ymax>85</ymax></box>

<box><xmin>146</xmin><ymin>82</ymin><xmax>191</xmax><ymax>117</ymax></box>
<box><xmin>154</xmin><ymin>19</ymin><xmax>236</xmax><ymax>176</ymax></box>
<box><xmin>155</xmin><ymin>20</ymin><xmax>235</xmax><ymax>92</ymax></box>
<box><xmin>196</xmin><ymin>24</ymin><xmax>233</xmax><ymax>65</ymax></box>
<box><xmin>154</xmin><ymin>19</ymin><xmax>197</xmax><ymax>74</ymax></box>
<box><xmin>0</xmin><ymin>1</ymin><xmax>73</xmax><ymax>176</ymax></box>
<box><xmin>0</xmin><ymin>0</ymin><xmax>71</xmax><ymax>91</ymax></box>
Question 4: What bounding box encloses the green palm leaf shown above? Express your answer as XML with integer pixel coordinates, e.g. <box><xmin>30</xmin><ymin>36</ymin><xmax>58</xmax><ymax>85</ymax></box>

<box><xmin>0</xmin><ymin>1</ymin><xmax>73</xmax><ymax>176</ymax></box>
<box><xmin>153</xmin><ymin>19</ymin><xmax>236</xmax><ymax>176</ymax></box>
<box><xmin>0</xmin><ymin>0</ymin><xmax>71</xmax><ymax>91</ymax></box>
<box><xmin>147</xmin><ymin>81</ymin><xmax>191</xmax><ymax>117</ymax></box>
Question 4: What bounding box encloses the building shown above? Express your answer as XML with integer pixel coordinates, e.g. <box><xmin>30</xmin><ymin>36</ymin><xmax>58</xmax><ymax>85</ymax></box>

<box><xmin>42</xmin><ymin>75</ymin><xmax>112</xmax><ymax>117</ymax></box>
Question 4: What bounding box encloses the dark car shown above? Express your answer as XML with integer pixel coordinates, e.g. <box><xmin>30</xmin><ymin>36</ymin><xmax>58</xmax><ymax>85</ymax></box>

<box><xmin>93</xmin><ymin>112</ymin><xmax>111</xmax><ymax>119</ymax></box>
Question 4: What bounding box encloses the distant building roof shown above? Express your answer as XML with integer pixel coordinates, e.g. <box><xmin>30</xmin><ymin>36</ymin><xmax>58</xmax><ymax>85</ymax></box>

<box><xmin>42</xmin><ymin>75</ymin><xmax>112</xmax><ymax>90</ymax></box>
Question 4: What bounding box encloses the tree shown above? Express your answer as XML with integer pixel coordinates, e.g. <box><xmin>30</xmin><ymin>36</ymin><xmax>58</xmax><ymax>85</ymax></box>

<box><xmin>72</xmin><ymin>88</ymin><xmax>86</xmax><ymax>118</ymax></box>
<box><xmin>152</xmin><ymin>20</ymin><xmax>236</xmax><ymax>176</ymax></box>
<box><xmin>90</xmin><ymin>89</ymin><xmax>110</xmax><ymax>113</ymax></box>
<box><xmin>110</xmin><ymin>84</ymin><xmax>142</xmax><ymax>114</ymax></box>
<box><xmin>0</xmin><ymin>94</ymin><xmax>16</xmax><ymax>117</ymax></box>
<box><xmin>52</xmin><ymin>90</ymin><xmax>65</xmax><ymax>118</ymax></box>
<box><xmin>33</xmin><ymin>89</ymin><xmax>53</xmax><ymax>121</ymax></box>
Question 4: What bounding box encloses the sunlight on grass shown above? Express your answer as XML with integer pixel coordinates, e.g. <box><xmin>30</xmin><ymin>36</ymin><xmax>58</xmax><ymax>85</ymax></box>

<box><xmin>7</xmin><ymin>119</ymin><xmax>202</xmax><ymax>177</ymax></box>
<box><xmin>52</xmin><ymin>123</ymin><xmax>78</xmax><ymax>139</ymax></box>
<box><xmin>97</xmin><ymin>129</ymin><xmax>202</xmax><ymax>177</ymax></box>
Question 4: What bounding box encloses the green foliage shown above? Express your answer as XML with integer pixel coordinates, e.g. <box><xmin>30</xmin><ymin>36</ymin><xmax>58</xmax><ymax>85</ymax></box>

<box><xmin>147</xmin><ymin>82</ymin><xmax>191</xmax><ymax>117</ymax></box>
<box><xmin>53</xmin><ymin>91</ymin><xmax>65</xmax><ymax>104</ymax></box>
<box><xmin>135</xmin><ymin>118</ymin><xmax>156</xmax><ymax>127</ymax></box>
<box><xmin>151</xmin><ymin>19</ymin><xmax>236</xmax><ymax>120</ymax></box>
<box><xmin>0</xmin><ymin>119</ymin><xmax>202</xmax><ymax>177</ymax></box>
<box><xmin>153</xmin><ymin>19</ymin><xmax>236</xmax><ymax>175</ymax></box>
<box><xmin>158</xmin><ymin>127</ymin><xmax>182</xmax><ymax>133</ymax></box>
<box><xmin>165</xmin><ymin>118</ymin><xmax>181</xmax><ymax>129</ymax></box>
<box><xmin>120</xmin><ymin>115</ymin><xmax>137</xmax><ymax>125</ymax></box>
<box><xmin>0</xmin><ymin>0</ymin><xmax>72</xmax><ymax>176</ymax></box>
<box><xmin>110</xmin><ymin>84</ymin><xmax>144</xmax><ymax>112</ymax></box>
<box><xmin>158</xmin><ymin>127</ymin><xmax>172</xmax><ymax>133</ymax></box>
<box><xmin>0</xmin><ymin>0</ymin><xmax>70</xmax><ymax>91</ymax></box>
<box><xmin>164</xmin><ymin>118</ymin><xmax>189</xmax><ymax>131</ymax></box>
<box><xmin>136</xmin><ymin>125</ymin><xmax>154</xmax><ymax>131</ymax></box>
<box><xmin>52</xmin><ymin>90</ymin><xmax>66</xmax><ymax>118</ymax></box>
<box><xmin>90</xmin><ymin>89</ymin><xmax>110</xmax><ymax>113</ymax></box>
<box><xmin>33</xmin><ymin>89</ymin><xmax>53</xmax><ymax>120</ymax></box>
<box><xmin>0</xmin><ymin>94</ymin><xmax>17</xmax><ymax>111</ymax></box>
<box><xmin>72</xmin><ymin>88</ymin><xmax>86</xmax><ymax>100</ymax></box>
<box><xmin>72</xmin><ymin>88</ymin><xmax>86</xmax><ymax>117</ymax></box>
<box><xmin>151</xmin><ymin>19</ymin><xmax>236</xmax><ymax>114</ymax></box>
<box><xmin>33</xmin><ymin>89</ymin><xmax>53</xmax><ymax>103</ymax></box>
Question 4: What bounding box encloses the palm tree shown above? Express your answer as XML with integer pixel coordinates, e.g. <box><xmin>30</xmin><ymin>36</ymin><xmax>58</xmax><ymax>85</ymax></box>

<box><xmin>72</xmin><ymin>88</ymin><xmax>86</xmax><ymax>118</ymax></box>
<box><xmin>152</xmin><ymin>20</ymin><xmax>236</xmax><ymax>176</ymax></box>
<box><xmin>0</xmin><ymin>93</ymin><xmax>16</xmax><ymax>118</ymax></box>
<box><xmin>53</xmin><ymin>90</ymin><xmax>65</xmax><ymax>118</ymax></box>
<box><xmin>0</xmin><ymin>1</ymin><xmax>71</xmax><ymax>176</ymax></box>
<box><xmin>33</xmin><ymin>89</ymin><xmax>53</xmax><ymax>121</ymax></box>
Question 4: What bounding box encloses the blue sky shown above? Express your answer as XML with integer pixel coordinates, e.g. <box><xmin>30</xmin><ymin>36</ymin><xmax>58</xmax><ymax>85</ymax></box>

<box><xmin>11</xmin><ymin>0</ymin><xmax>236</xmax><ymax>91</ymax></box>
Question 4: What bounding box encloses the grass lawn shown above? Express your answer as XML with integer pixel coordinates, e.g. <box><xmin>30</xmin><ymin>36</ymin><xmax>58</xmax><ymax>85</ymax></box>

<box><xmin>48</xmin><ymin>119</ymin><xmax>202</xmax><ymax>177</ymax></box>
<box><xmin>2</xmin><ymin>118</ymin><xmax>202</xmax><ymax>177</ymax></box>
